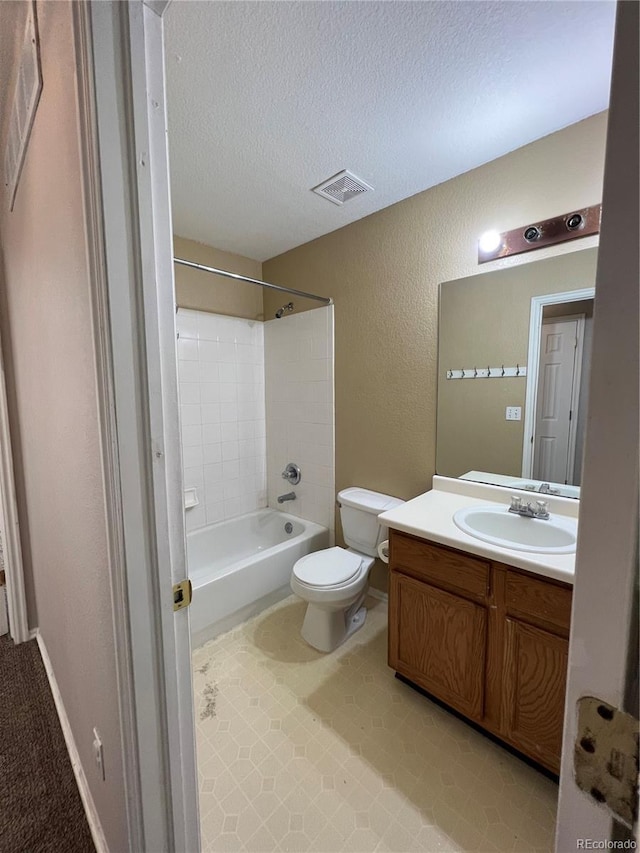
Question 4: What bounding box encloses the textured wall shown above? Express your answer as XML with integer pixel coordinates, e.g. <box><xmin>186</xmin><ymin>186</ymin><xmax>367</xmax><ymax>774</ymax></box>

<box><xmin>437</xmin><ymin>248</ymin><xmax>598</xmax><ymax>478</ymax></box>
<box><xmin>263</xmin><ymin>113</ymin><xmax>607</xmax><ymax>592</ymax></box>
<box><xmin>174</xmin><ymin>235</ymin><xmax>264</xmax><ymax>320</ymax></box>
<box><xmin>0</xmin><ymin>3</ymin><xmax>127</xmax><ymax>850</ymax></box>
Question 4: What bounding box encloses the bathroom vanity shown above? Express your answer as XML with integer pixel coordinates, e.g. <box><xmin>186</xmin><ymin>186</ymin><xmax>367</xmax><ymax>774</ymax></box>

<box><xmin>379</xmin><ymin>477</ymin><xmax>577</xmax><ymax>775</ymax></box>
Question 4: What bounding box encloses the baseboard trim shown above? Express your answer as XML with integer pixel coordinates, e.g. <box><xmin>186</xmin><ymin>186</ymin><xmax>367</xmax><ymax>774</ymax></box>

<box><xmin>368</xmin><ymin>587</ymin><xmax>388</xmax><ymax>603</ymax></box>
<box><xmin>34</xmin><ymin>630</ymin><xmax>109</xmax><ymax>853</ymax></box>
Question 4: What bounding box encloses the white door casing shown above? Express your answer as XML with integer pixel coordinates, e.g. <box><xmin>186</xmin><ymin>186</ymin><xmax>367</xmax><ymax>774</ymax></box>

<box><xmin>533</xmin><ymin>316</ymin><xmax>585</xmax><ymax>484</ymax></box>
<box><xmin>87</xmin><ymin>1</ymin><xmax>199</xmax><ymax>850</ymax></box>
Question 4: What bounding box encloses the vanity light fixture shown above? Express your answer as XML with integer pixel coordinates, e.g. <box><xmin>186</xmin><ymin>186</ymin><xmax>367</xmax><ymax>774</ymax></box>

<box><xmin>478</xmin><ymin>204</ymin><xmax>602</xmax><ymax>264</ymax></box>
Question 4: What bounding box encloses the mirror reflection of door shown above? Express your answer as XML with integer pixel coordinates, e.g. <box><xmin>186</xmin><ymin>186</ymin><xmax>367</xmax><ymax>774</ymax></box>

<box><xmin>532</xmin><ymin>300</ymin><xmax>593</xmax><ymax>486</ymax></box>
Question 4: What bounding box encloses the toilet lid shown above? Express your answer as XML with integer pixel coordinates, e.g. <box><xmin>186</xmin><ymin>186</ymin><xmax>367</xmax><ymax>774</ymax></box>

<box><xmin>293</xmin><ymin>547</ymin><xmax>363</xmax><ymax>587</ymax></box>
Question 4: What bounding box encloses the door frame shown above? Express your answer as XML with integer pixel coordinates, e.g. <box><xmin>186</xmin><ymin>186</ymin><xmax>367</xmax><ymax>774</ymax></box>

<box><xmin>521</xmin><ymin>287</ymin><xmax>595</xmax><ymax>480</ymax></box>
<box><xmin>81</xmin><ymin>2</ymin><xmax>199</xmax><ymax>850</ymax></box>
<box><xmin>0</xmin><ymin>322</ymin><xmax>28</xmax><ymax>643</ymax></box>
<box><xmin>556</xmin><ymin>1</ymin><xmax>638</xmax><ymax>845</ymax></box>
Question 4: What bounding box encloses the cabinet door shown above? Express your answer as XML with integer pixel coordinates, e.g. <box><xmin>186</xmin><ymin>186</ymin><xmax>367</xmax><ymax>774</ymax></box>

<box><xmin>502</xmin><ymin>618</ymin><xmax>568</xmax><ymax>773</ymax></box>
<box><xmin>389</xmin><ymin>571</ymin><xmax>487</xmax><ymax>720</ymax></box>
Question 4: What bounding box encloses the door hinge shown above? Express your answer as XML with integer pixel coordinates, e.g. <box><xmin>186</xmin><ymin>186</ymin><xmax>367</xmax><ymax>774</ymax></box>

<box><xmin>574</xmin><ymin>696</ymin><xmax>639</xmax><ymax>828</ymax></box>
<box><xmin>173</xmin><ymin>579</ymin><xmax>192</xmax><ymax>612</ymax></box>
<box><xmin>569</xmin><ymin>409</ymin><xmax>573</xmax><ymax>421</ymax></box>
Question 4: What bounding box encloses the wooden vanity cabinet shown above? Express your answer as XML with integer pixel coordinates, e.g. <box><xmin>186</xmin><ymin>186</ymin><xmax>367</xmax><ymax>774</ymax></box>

<box><xmin>388</xmin><ymin>529</ymin><xmax>572</xmax><ymax>774</ymax></box>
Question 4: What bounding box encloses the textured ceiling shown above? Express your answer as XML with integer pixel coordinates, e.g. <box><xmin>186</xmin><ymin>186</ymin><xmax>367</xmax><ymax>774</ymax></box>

<box><xmin>165</xmin><ymin>1</ymin><xmax>615</xmax><ymax>262</ymax></box>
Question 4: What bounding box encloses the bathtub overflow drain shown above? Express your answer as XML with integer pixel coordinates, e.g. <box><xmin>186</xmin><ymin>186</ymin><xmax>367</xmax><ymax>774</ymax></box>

<box><xmin>284</xmin><ymin>522</ymin><xmax>293</xmax><ymax>534</ymax></box>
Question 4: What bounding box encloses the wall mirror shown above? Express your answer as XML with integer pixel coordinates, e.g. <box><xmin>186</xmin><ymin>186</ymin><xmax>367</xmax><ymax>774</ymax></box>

<box><xmin>436</xmin><ymin>247</ymin><xmax>598</xmax><ymax>498</ymax></box>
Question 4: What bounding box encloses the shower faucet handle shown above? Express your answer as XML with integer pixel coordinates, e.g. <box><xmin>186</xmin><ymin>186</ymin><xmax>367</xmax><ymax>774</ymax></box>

<box><xmin>281</xmin><ymin>462</ymin><xmax>301</xmax><ymax>485</ymax></box>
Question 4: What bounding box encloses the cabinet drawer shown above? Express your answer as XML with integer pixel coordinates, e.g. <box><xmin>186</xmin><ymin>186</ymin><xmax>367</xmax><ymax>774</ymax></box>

<box><xmin>505</xmin><ymin>570</ymin><xmax>572</xmax><ymax>635</ymax></box>
<box><xmin>391</xmin><ymin>531</ymin><xmax>489</xmax><ymax>601</ymax></box>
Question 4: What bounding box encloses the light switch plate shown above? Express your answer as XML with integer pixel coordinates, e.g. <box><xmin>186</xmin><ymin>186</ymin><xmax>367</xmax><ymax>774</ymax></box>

<box><xmin>506</xmin><ymin>406</ymin><xmax>522</xmax><ymax>421</ymax></box>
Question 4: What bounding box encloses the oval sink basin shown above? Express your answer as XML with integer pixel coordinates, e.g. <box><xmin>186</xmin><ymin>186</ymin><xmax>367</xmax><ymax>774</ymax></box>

<box><xmin>453</xmin><ymin>505</ymin><xmax>577</xmax><ymax>554</ymax></box>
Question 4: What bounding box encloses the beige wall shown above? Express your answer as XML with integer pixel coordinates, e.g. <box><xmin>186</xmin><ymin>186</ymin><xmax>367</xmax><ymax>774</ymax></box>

<box><xmin>437</xmin><ymin>248</ymin><xmax>598</xmax><ymax>478</ymax></box>
<box><xmin>264</xmin><ymin>113</ymin><xmax>607</xmax><ymax>591</ymax></box>
<box><xmin>0</xmin><ymin>3</ymin><xmax>127</xmax><ymax>850</ymax></box>
<box><xmin>174</xmin><ymin>235</ymin><xmax>264</xmax><ymax>319</ymax></box>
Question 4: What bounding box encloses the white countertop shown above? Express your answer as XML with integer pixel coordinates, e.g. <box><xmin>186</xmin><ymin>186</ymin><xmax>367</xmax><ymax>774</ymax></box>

<box><xmin>378</xmin><ymin>476</ymin><xmax>577</xmax><ymax>585</ymax></box>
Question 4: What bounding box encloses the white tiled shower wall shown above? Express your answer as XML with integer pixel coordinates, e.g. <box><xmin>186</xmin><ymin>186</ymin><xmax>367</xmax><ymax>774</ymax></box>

<box><xmin>177</xmin><ymin>306</ymin><xmax>335</xmax><ymax>536</ymax></box>
<box><xmin>265</xmin><ymin>306</ymin><xmax>335</xmax><ymax>540</ymax></box>
<box><xmin>177</xmin><ymin>309</ymin><xmax>266</xmax><ymax>531</ymax></box>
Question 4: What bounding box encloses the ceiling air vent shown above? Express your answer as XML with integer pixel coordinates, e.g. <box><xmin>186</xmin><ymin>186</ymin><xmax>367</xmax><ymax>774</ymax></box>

<box><xmin>311</xmin><ymin>170</ymin><xmax>373</xmax><ymax>206</ymax></box>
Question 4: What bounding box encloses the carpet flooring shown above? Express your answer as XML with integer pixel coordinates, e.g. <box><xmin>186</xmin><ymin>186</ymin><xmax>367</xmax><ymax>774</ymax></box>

<box><xmin>0</xmin><ymin>635</ymin><xmax>95</xmax><ymax>853</ymax></box>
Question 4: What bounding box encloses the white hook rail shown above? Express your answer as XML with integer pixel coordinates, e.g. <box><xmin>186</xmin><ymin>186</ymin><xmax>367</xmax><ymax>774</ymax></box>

<box><xmin>446</xmin><ymin>365</ymin><xmax>527</xmax><ymax>380</ymax></box>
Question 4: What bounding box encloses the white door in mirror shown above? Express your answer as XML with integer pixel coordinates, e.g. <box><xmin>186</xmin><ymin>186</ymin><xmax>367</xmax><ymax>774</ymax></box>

<box><xmin>453</xmin><ymin>505</ymin><xmax>577</xmax><ymax>554</ymax></box>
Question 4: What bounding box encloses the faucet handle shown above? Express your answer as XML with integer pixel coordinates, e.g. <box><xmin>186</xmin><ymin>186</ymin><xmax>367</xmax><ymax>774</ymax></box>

<box><xmin>510</xmin><ymin>495</ymin><xmax>522</xmax><ymax>511</ymax></box>
<box><xmin>281</xmin><ymin>462</ymin><xmax>301</xmax><ymax>485</ymax></box>
<box><xmin>536</xmin><ymin>500</ymin><xmax>549</xmax><ymax>516</ymax></box>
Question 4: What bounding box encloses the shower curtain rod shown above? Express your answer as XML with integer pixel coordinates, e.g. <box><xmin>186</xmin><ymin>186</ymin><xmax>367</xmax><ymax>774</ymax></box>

<box><xmin>173</xmin><ymin>258</ymin><xmax>333</xmax><ymax>306</ymax></box>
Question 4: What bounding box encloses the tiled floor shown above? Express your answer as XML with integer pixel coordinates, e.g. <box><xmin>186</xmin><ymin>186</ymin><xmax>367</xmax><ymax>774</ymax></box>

<box><xmin>192</xmin><ymin>595</ymin><xmax>558</xmax><ymax>853</ymax></box>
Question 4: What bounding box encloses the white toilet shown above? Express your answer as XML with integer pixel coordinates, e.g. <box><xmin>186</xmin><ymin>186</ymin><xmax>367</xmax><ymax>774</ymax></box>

<box><xmin>290</xmin><ymin>487</ymin><xmax>404</xmax><ymax>652</ymax></box>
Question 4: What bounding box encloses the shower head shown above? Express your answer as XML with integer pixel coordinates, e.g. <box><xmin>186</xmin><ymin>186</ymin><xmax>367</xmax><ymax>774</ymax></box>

<box><xmin>275</xmin><ymin>302</ymin><xmax>294</xmax><ymax>319</ymax></box>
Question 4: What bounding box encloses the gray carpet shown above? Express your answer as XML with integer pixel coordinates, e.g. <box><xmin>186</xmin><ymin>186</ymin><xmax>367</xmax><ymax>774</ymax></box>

<box><xmin>0</xmin><ymin>635</ymin><xmax>95</xmax><ymax>853</ymax></box>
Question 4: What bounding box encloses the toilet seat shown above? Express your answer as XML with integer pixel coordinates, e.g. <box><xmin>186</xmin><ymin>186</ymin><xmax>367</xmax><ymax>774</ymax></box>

<box><xmin>293</xmin><ymin>547</ymin><xmax>363</xmax><ymax>588</ymax></box>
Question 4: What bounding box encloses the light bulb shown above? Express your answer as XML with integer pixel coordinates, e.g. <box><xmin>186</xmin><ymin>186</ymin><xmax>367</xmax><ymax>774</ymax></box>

<box><xmin>479</xmin><ymin>230</ymin><xmax>502</xmax><ymax>253</ymax></box>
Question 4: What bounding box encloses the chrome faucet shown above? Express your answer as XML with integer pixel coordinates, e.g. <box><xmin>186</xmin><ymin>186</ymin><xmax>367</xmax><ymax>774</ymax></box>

<box><xmin>508</xmin><ymin>496</ymin><xmax>550</xmax><ymax>519</ymax></box>
<box><xmin>277</xmin><ymin>492</ymin><xmax>296</xmax><ymax>504</ymax></box>
<box><xmin>538</xmin><ymin>482</ymin><xmax>560</xmax><ymax>495</ymax></box>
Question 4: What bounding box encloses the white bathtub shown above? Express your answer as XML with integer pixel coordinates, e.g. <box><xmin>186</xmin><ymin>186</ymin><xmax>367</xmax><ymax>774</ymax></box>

<box><xmin>187</xmin><ymin>508</ymin><xmax>329</xmax><ymax>647</ymax></box>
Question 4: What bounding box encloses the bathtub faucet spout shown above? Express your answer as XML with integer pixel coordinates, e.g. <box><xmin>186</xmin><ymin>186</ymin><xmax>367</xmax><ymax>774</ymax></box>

<box><xmin>277</xmin><ymin>492</ymin><xmax>296</xmax><ymax>503</ymax></box>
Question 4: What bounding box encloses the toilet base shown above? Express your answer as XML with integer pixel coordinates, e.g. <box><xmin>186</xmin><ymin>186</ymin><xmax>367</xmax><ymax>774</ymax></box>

<box><xmin>301</xmin><ymin>596</ymin><xmax>367</xmax><ymax>653</ymax></box>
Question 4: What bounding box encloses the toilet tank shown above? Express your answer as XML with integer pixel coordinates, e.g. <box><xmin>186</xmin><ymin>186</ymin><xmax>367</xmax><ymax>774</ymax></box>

<box><xmin>338</xmin><ymin>488</ymin><xmax>404</xmax><ymax>557</ymax></box>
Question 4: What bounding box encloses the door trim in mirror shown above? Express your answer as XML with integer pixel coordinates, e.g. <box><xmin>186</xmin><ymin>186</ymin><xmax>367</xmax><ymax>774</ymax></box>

<box><xmin>522</xmin><ymin>287</ymin><xmax>596</xmax><ymax>479</ymax></box>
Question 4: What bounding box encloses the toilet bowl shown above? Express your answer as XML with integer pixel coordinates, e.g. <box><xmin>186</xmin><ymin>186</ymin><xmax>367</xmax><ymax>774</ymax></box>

<box><xmin>290</xmin><ymin>547</ymin><xmax>375</xmax><ymax>652</ymax></box>
<box><xmin>290</xmin><ymin>488</ymin><xmax>403</xmax><ymax>652</ymax></box>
